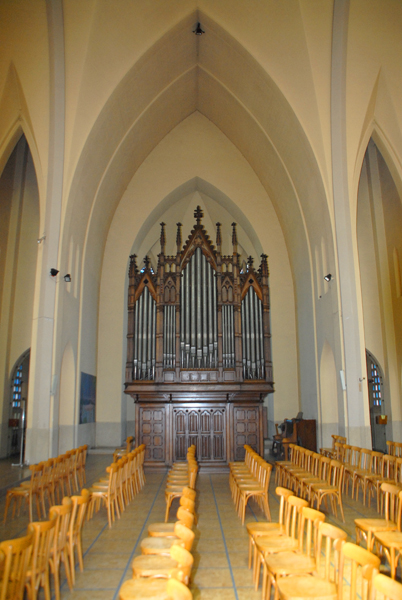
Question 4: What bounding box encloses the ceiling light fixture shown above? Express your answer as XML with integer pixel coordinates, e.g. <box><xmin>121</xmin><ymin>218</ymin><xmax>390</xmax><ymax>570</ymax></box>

<box><xmin>64</xmin><ymin>274</ymin><xmax>71</xmax><ymax>282</ymax></box>
<box><xmin>324</xmin><ymin>274</ymin><xmax>332</xmax><ymax>282</ymax></box>
<box><xmin>193</xmin><ymin>22</ymin><xmax>204</xmax><ymax>35</ymax></box>
<box><xmin>50</xmin><ymin>268</ymin><xmax>59</xmax><ymax>277</ymax></box>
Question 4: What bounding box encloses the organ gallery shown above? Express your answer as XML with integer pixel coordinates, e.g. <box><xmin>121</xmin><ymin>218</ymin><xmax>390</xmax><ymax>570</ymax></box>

<box><xmin>125</xmin><ymin>207</ymin><xmax>274</xmax><ymax>468</ymax></box>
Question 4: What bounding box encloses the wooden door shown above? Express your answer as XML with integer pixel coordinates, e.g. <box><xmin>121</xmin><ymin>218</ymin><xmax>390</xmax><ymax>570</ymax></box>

<box><xmin>173</xmin><ymin>405</ymin><xmax>226</xmax><ymax>464</ymax></box>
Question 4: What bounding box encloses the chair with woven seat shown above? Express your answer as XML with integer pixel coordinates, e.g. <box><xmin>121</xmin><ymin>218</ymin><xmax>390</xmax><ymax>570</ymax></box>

<box><xmin>119</xmin><ymin>575</ymin><xmax>193</xmax><ymax>600</ymax></box>
<box><xmin>373</xmin><ymin>488</ymin><xmax>402</xmax><ymax>579</ymax></box>
<box><xmin>132</xmin><ymin>543</ymin><xmax>193</xmax><ymax>584</ymax></box>
<box><xmin>355</xmin><ymin>482</ymin><xmax>399</xmax><ymax>552</ymax></box>
<box><xmin>343</xmin><ymin>445</ymin><xmax>361</xmax><ymax>496</ymax></box>
<box><xmin>263</xmin><ymin>506</ymin><xmax>326</xmax><ymax>600</ymax></box>
<box><xmin>48</xmin><ymin>498</ymin><xmax>73</xmax><ymax>600</ymax></box>
<box><xmin>0</xmin><ymin>532</ymin><xmax>33</xmax><ymax>600</ymax></box>
<box><xmin>67</xmin><ymin>488</ymin><xmax>91</xmax><ymax>584</ymax></box>
<box><xmin>140</xmin><ymin>522</ymin><xmax>195</xmax><ymax>557</ymax></box>
<box><xmin>25</xmin><ymin>516</ymin><xmax>57</xmax><ymax>600</ymax></box>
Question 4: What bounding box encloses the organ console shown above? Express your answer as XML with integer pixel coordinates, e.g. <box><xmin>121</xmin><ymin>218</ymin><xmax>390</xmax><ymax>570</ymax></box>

<box><xmin>125</xmin><ymin>207</ymin><xmax>274</xmax><ymax>468</ymax></box>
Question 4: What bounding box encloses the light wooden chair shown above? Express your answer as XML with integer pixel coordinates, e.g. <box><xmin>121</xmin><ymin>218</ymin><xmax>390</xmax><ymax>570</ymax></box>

<box><xmin>148</xmin><ymin>506</ymin><xmax>195</xmax><ymax>537</ymax></box>
<box><xmin>4</xmin><ymin>463</ymin><xmax>44</xmax><ymax>523</ymax></box>
<box><xmin>386</xmin><ymin>441</ymin><xmax>395</xmax><ymax>456</ymax></box>
<box><xmin>371</xmin><ymin>572</ymin><xmax>402</xmax><ymax>599</ymax></box>
<box><xmin>119</xmin><ymin>576</ymin><xmax>193</xmax><ymax>600</ymax></box>
<box><xmin>277</xmin><ymin>539</ymin><xmax>380</xmax><ymax>600</ymax></box>
<box><xmin>293</xmin><ymin>452</ymin><xmax>320</xmax><ymax>497</ymax></box>
<box><xmin>263</xmin><ymin>506</ymin><xmax>326</xmax><ymax>600</ymax></box>
<box><xmin>366</xmin><ymin>454</ymin><xmax>396</xmax><ymax>511</ymax></box>
<box><xmin>311</xmin><ymin>459</ymin><xmax>345</xmax><ymax>522</ymax></box>
<box><xmin>344</xmin><ymin>446</ymin><xmax>361</xmax><ymax>496</ymax></box>
<box><xmin>394</xmin><ymin>442</ymin><xmax>402</xmax><ymax>458</ymax></box>
<box><xmin>237</xmin><ymin>460</ymin><xmax>272</xmax><ymax>524</ymax></box>
<box><xmin>89</xmin><ymin>462</ymin><xmax>120</xmax><ymax>527</ymax></box>
<box><xmin>254</xmin><ymin>495</ymin><xmax>309</xmax><ymax>590</ymax></box>
<box><xmin>355</xmin><ymin>482</ymin><xmax>399</xmax><ymax>551</ymax></box>
<box><xmin>140</xmin><ymin>522</ymin><xmax>195</xmax><ymax>556</ymax></box>
<box><xmin>353</xmin><ymin>448</ymin><xmax>373</xmax><ymax>501</ymax></box>
<box><xmin>300</xmin><ymin>454</ymin><xmax>331</xmax><ymax>502</ymax></box>
<box><xmin>48</xmin><ymin>498</ymin><xmax>73</xmax><ymax>600</ymax></box>
<box><xmin>338</xmin><ymin>542</ymin><xmax>380</xmax><ymax>600</ymax></box>
<box><xmin>0</xmin><ymin>532</ymin><xmax>33</xmax><ymax>600</ymax></box>
<box><xmin>131</xmin><ymin>543</ymin><xmax>193</xmax><ymax>584</ymax></box>
<box><xmin>25</xmin><ymin>516</ymin><xmax>57</xmax><ymax>600</ymax></box>
<box><xmin>114</xmin><ymin>436</ymin><xmax>134</xmax><ymax>462</ymax></box>
<box><xmin>275</xmin><ymin>444</ymin><xmax>298</xmax><ymax>486</ymax></box>
<box><xmin>165</xmin><ymin>467</ymin><xmax>198</xmax><ymax>522</ymax></box>
<box><xmin>361</xmin><ymin>451</ymin><xmax>383</xmax><ymax>506</ymax></box>
<box><xmin>246</xmin><ymin>486</ymin><xmax>293</xmax><ymax>571</ymax></box>
<box><xmin>373</xmin><ymin>489</ymin><xmax>402</xmax><ymax>579</ymax></box>
<box><xmin>67</xmin><ymin>488</ymin><xmax>91</xmax><ymax>584</ymax></box>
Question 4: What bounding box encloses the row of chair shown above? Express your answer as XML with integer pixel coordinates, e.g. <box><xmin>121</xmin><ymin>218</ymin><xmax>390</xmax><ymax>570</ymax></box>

<box><xmin>246</xmin><ymin>483</ymin><xmax>402</xmax><ymax>600</ymax></box>
<box><xmin>0</xmin><ymin>488</ymin><xmax>91</xmax><ymax>600</ymax></box>
<box><xmin>3</xmin><ymin>445</ymin><xmax>87</xmax><ymax>523</ymax></box>
<box><xmin>119</xmin><ymin>475</ymin><xmax>198</xmax><ymax>599</ymax></box>
<box><xmin>229</xmin><ymin>445</ymin><xmax>273</xmax><ymax>525</ymax></box>
<box><xmin>165</xmin><ymin>445</ymin><xmax>198</xmax><ymax>522</ymax></box>
<box><xmin>322</xmin><ymin>434</ymin><xmax>402</xmax><ymax>460</ymax></box>
<box><xmin>88</xmin><ymin>444</ymin><xmax>146</xmax><ymax>528</ymax></box>
<box><xmin>113</xmin><ymin>435</ymin><xmax>134</xmax><ymax>462</ymax></box>
<box><xmin>275</xmin><ymin>445</ymin><xmax>345</xmax><ymax>521</ymax></box>
<box><xmin>276</xmin><ymin>457</ymin><xmax>402</xmax><ymax>580</ymax></box>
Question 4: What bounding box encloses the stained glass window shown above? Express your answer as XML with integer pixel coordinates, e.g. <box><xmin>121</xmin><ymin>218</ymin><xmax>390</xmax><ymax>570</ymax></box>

<box><xmin>370</xmin><ymin>362</ymin><xmax>382</xmax><ymax>406</ymax></box>
<box><xmin>12</xmin><ymin>364</ymin><xmax>23</xmax><ymax>407</ymax></box>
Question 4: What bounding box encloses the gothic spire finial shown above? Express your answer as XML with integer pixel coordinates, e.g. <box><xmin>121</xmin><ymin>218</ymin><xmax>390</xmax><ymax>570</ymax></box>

<box><xmin>247</xmin><ymin>255</ymin><xmax>254</xmax><ymax>270</ymax></box>
<box><xmin>144</xmin><ymin>255</ymin><xmax>150</xmax><ymax>270</ymax></box>
<box><xmin>194</xmin><ymin>205</ymin><xmax>203</xmax><ymax>225</ymax></box>
<box><xmin>260</xmin><ymin>253</ymin><xmax>269</xmax><ymax>276</ymax></box>
<box><xmin>176</xmin><ymin>222</ymin><xmax>182</xmax><ymax>251</ymax></box>
<box><xmin>129</xmin><ymin>254</ymin><xmax>138</xmax><ymax>276</ymax></box>
<box><xmin>216</xmin><ymin>222</ymin><xmax>222</xmax><ymax>248</ymax></box>
<box><xmin>160</xmin><ymin>222</ymin><xmax>166</xmax><ymax>253</ymax></box>
<box><xmin>232</xmin><ymin>222</ymin><xmax>238</xmax><ymax>247</ymax></box>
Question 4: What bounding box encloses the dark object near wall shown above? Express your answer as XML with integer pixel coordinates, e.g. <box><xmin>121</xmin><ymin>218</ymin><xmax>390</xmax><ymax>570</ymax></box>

<box><xmin>125</xmin><ymin>207</ymin><xmax>274</xmax><ymax>467</ymax></box>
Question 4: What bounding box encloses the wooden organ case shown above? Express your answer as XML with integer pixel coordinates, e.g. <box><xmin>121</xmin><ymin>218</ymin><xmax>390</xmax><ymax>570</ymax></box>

<box><xmin>125</xmin><ymin>207</ymin><xmax>274</xmax><ymax>468</ymax></box>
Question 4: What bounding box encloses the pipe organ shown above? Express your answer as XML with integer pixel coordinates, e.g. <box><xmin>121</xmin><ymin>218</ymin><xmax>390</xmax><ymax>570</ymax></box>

<box><xmin>125</xmin><ymin>207</ymin><xmax>274</xmax><ymax>467</ymax></box>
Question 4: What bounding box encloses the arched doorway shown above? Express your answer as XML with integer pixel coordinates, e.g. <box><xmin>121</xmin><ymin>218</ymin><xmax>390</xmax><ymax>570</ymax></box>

<box><xmin>366</xmin><ymin>350</ymin><xmax>386</xmax><ymax>452</ymax></box>
<box><xmin>8</xmin><ymin>349</ymin><xmax>30</xmax><ymax>459</ymax></box>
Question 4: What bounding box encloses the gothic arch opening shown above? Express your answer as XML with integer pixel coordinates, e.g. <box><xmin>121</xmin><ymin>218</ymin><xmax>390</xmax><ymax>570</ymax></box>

<box><xmin>0</xmin><ymin>135</ymin><xmax>39</xmax><ymax>457</ymax></box>
<box><xmin>357</xmin><ymin>138</ymin><xmax>402</xmax><ymax>444</ymax></box>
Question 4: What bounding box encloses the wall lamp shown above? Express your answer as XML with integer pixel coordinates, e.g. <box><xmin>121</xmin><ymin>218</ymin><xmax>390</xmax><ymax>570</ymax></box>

<box><xmin>37</xmin><ymin>235</ymin><xmax>46</xmax><ymax>244</ymax></box>
<box><xmin>324</xmin><ymin>274</ymin><xmax>332</xmax><ymax>282</ymax></box>
<box><xmin>50</xmin><ymin>268</ymin><xmax>59</xmax><ymax>277</ymax></box>
<box><xmin>64</xmin><ymin>274</ymin><xmax>71</xmax><ymax>282</ymax></box>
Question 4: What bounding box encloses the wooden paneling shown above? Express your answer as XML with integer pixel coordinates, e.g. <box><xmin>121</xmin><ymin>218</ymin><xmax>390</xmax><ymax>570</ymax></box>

<box><xmin>233</xmin><ymin>406</ymin><xmax>261</xmax><ymax>460</ymax></box>
<box><xmin>173</xmin><ymin>405</ymin><xmax>226</xmax><ymax>464</ymax></box>
<box><xmin>138</xmin><ymin>406</ymin><xmax>165</xmax><ymax>462</ymax></box>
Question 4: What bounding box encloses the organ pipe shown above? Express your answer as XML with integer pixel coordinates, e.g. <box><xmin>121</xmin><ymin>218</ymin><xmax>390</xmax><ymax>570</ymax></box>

<box><xmin>127</xmin><ymin>208</ymin><xmax>270</xmax><ymax>384</ymax></box>
<box><xmin>241</xmin><ymin>287</ymin><xmax>265</xmax><ymax>379</ymax></box>
<box><xmin>132</xmin><ymin>287</ymin><xmax>156</xmax><ymax>380</ymax></box>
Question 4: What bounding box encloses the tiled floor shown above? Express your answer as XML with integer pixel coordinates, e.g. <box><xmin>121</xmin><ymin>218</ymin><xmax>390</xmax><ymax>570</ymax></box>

<box><xmin>0</xmin><ymin>454</ymin><xmax>400</xmax><ymax>599</ymax></box>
